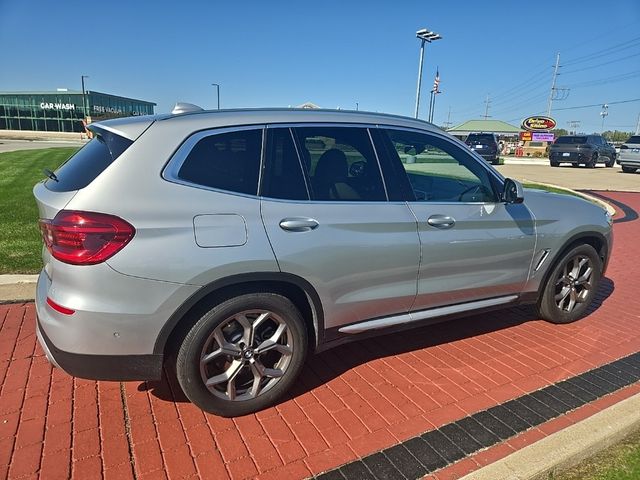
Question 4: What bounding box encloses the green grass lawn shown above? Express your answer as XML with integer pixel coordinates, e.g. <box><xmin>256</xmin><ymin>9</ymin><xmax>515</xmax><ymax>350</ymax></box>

<box><xmin>0</xmin><ymin>147</ymin><xmax>78</xmax><ymax>274</ymax></box>
<box><xmin>550</xmin><ymin>429</ymin><xmax>640</xmax><ymax>480</ymax></box>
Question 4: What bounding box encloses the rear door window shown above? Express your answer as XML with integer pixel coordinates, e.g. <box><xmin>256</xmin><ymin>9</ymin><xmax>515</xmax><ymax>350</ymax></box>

<box><xmin>45</xmin><ymin>131</ymin><xmax>132</xmax><ymax>192</ymax></box>
<box><xmin>291</xmin><ymin>126</ymin><xmax>387</xmax><ymax>202</ymax></box>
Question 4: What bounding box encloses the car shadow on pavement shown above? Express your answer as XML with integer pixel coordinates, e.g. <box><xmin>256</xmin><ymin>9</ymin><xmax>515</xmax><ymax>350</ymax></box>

<box><xmin>143</xmin><ymin>277</ymin><xmax>615</xmax><ymax>407</ymax></box>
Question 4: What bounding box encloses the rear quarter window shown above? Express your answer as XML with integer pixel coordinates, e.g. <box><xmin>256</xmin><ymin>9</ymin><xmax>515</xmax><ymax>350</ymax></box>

<box><xmin>174</xmin><ymin>129</ymin><xmax>263</xmax><ymax>196</ymax></box>
<box><xmin>45</xmin><ymin>132</ymin><xmax>132</xmax><ymax>192</ymax></box>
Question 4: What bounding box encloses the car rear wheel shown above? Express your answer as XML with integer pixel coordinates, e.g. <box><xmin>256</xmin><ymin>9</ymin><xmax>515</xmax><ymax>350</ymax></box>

<box><xmin>571</xmin><ymin>163</ymin><xmax>579</xmax><ymax>168</ymax></box>
<box><xmin>176</xmin><ymin>293</ymin><xmax>308</xmax><ymax>416</ymax></box>
<box><xmin>587</xmin><ymin>153</ymin><xmax>597</xmax><ymax>168</ymax></box>
<box><xmin>550</xmin><ymin>161</ymin><xmax>559</xmax><ymax>167</ymax></box>
<box><xmin>621</xmin><ymin>166</ymin><xmax>636</xmax><ymax>173</ymax></box>
<box><xmin>538</xmin><ymin>244</ymin><xmax>602</xmax><ymax>324</ymax></box>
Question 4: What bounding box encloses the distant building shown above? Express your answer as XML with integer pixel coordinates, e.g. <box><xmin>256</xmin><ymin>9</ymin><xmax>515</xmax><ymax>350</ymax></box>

<box><xmin>0</xmin><ymin>90</ymin><xmax>156</xmax><ymax>133</ymax></box>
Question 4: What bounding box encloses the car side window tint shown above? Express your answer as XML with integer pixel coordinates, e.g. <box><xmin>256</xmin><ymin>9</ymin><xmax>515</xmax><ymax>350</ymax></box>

<box><xmin>291</xmin><ymin>126</ymin><xmax>387</xmax><ymax>202</ymax></box>
<box><xmin>380</xmin><ymin>129</ymin><xmax>498</xmax><ymax>203</ymax></box>
<box><xmin>178</xmin><ymin>129</ymin><xmax>262</xmax><ymax>195</ymax></box>
<box><xmin>262</xmin><ymin>128</ymin><xmax>309</xmax><ymax>200</ymax></box>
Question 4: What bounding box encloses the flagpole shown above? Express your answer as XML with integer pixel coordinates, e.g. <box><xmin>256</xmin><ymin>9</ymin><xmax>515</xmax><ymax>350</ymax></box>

<box><xmin>428</xmin><ymin>91</ymin><xmax>434</xmax><ymax>123</ymax></box>
<box><xmin>430</xmin><ymin>91</ymin><xmax>437</xmax><ymax>123</ymax></box>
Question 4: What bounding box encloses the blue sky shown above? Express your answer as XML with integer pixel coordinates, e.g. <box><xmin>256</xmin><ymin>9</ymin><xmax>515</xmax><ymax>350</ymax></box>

<box><xmin>1</xmin><ymin>0</ymin><xmax>639</xmax><ymax>133</ymax></box>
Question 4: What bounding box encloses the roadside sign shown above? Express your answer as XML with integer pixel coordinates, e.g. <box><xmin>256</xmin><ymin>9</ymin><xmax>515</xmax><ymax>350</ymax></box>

<box><xmin>532</xmin><ymin>132</ymin><xmax>554</xmax><ymax>142</ymax></box>
<box><xmin>522</xmin><ymin>116</ymin><xmax>557</xmax><ymax>131</ymax></box>
<box><xmin>520</xmin><ymin>131</ymin><xmax>532</xmax><ymax>141</ymax></box>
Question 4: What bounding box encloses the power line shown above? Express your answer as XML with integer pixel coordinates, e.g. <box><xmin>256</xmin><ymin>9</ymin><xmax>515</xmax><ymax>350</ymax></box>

<box><xmin>553</xmin><ymin>98</ymin><xmax>640</xmax><ymax>111</ymax></box>
<box><xmin>563</xmin><ymin>35</ymin><xmax>640</xmax><ymax>66</ymax></box>
<box><xmin>561</xmin><ymin>51</ymin><xmax>640</xmax><ymax>75</ymax></box>
<box><xmin>569</xmin><ymin>70</ymin><xmax>640</xmax><ymax>89</ymax></box>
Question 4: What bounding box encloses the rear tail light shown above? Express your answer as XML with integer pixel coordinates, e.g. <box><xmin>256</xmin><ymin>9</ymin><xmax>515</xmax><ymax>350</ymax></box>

<box><xmin>39</xmin><ymin>210</ymin><xmax>135</xmax><ymax>265</ymax></box>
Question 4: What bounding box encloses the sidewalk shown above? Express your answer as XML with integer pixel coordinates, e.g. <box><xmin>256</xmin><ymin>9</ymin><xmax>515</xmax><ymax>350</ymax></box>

<box><xmin>0</xmin><ymin>191</ymin><xmax>638</xmax><ymax>480</ymax></box>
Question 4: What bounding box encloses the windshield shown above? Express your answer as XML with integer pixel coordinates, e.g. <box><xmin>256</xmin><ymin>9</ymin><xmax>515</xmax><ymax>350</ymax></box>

<box><xmin>555</xmin><ymin>136</ymin><xmax>587</xmax><ymax>144</ymax></box>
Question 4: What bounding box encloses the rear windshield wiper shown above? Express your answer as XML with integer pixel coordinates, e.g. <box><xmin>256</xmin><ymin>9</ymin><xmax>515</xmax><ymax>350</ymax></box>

<box><xmin>43</xmin><ymin>168</ymin><xmax>59</xmax><ymax>182</ymax></box>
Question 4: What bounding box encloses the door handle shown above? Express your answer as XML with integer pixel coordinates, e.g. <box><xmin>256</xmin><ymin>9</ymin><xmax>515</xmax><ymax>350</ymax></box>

<box><xmin>427</xmin><ymin>215</ymin><xmax>455</xmax><ymax>229</ymax></box>
<box><xmin>279</xmin><ymin>218</ymin><xmax>319</xmax><ymax>232</ymax></box>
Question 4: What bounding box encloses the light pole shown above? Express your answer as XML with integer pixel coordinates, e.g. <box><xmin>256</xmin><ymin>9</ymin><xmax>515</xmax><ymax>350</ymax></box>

<box><xmin>600</xmin><ymin>104</ymin><xmax>608</xmax><ymax>133</ymax></box>
<box><xmin>81</xmin><ymin>75</ymin><xmax>89</xmax><ymax>119</ymax></box>
<box><xmin>414</xmin><ymin>28</ymin><xmax>442</xmax><ymax>119</ymax></box>
<box><xmin>211</xmin><ymin>83</ymin><xmax>220</xmax><ymax>109</ymax></box>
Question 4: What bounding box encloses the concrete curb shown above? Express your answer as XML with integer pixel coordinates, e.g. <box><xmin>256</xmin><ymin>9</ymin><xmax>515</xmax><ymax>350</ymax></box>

<box><xmin>0</xmin><ymin>275</ymin><xmax>38</xmax><ymax>303</ymax></box>
<box><xmin>460</xmin><ymin>391</ymin><xmax>640</xmax><ymax>480</ymax></box>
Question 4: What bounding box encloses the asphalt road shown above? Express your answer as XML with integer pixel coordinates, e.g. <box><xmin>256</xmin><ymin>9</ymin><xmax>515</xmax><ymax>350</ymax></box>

<box><xmin>498</xmin><ymin>158</ymin><xmax>639</xmax><ymax>192</ymax></box>
<box><xmin>0</xmin><ymin>139</ymin><xmax>85</xmax><ymax>154</ymax></box>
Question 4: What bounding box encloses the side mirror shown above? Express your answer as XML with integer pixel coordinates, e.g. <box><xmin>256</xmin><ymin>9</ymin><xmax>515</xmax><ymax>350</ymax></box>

<box><xmin>503</xmin><ymin>178</ymin><xmax>524</xmax><ymax>204</ymax></box>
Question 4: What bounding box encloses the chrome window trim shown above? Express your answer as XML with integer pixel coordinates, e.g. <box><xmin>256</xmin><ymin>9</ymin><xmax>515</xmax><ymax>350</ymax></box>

<box><xmin>162</xmin><ymin>125</ymin><xmax>265</xmax><ymax>198</ymax></box>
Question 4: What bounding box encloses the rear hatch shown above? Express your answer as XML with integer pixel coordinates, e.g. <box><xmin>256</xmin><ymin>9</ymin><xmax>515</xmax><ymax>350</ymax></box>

<box><xmin>33</xmin><ymin>117</ymin><xmax>153</xmax><ymax>271</ymax></box>
<box><xmin>619</xmin><ymin>135</ymin><xmax>640</xmax><ymax>163</ymax></box>
<box><xmin>550</xmin><ymin>136</ymin><xmax>592</xmax><ymax>159</ymax></box>
<box><xmin>465</xmin><ymin>134</ymin><xmax>497</xmax><ymax>154</ymax></box>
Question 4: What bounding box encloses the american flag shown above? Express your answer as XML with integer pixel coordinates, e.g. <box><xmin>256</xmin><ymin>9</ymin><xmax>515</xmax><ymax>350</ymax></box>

<box><xmin>432</xmin><ymin>68</ymin><xmax>441</xmax><ymax>94</ymax></box>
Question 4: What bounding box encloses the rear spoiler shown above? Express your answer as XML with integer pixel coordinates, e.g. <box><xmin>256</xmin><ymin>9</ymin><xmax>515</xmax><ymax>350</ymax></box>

<box><xmin>87</xmin><ymin>116</ymin><xmax>156</xmax><ymax>141</ymax></box>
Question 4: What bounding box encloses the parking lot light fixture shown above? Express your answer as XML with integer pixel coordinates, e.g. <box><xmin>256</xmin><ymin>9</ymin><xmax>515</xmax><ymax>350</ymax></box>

<box><xmin>81</xmin><ymin>75</ymin><xmax>89</xmax><ymax>119</ymax></box>
<box><xmin>414</xmin><ymin>28</ymin><xmax>442</xmax><ymax>119</ymax></box>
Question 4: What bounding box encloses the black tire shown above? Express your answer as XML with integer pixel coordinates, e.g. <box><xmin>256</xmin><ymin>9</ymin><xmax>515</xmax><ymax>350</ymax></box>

<box><xmin>550</xmin><ymin>161</ymin><xmax>559</xmax><ymax>167</ymax></box>
<box><xmin>571</xmin><ymin>163</ymin><xmax>580</xmax><ymax>168</ymax></box>
<box><xmin>587</xmin><ymin>153</ymin><xmax>597</xmax><ymax>168</ymax></box>
<box><xmin>176</xmin><ymin>293</ymin><xmax>308</xmax><ymax>416</ymax></box>
<box><xmin>622</xmin><ymin>166</ymin><xmax>636</xmax><ymax>173</ymax></box>
<box><xmin>492</xmin><ymin>157</ymin><xmax>500</xmax><ymax>166</ymax></box>
<box><xmin>538</xmin><ymin>244</ymin><xmax>602</xmax><ymax>324</ymax></box>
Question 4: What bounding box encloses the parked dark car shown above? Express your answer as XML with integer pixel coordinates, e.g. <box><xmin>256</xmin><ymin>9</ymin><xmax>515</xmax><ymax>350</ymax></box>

<box><xmin>549</xmin><ymin>135</ymin><xmax>616</xmax><ymax>168</ymax></box>
<box><xmin>465</xmin><ymin>132</ymin><xmax>500</xmax><ymax>165</ymax></box>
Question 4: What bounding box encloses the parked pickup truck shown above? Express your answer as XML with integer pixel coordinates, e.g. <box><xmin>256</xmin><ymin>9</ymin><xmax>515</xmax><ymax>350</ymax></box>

<box><xmin>548</xmin><ymin>135</ymin><xmax>616</xmax><ymax>168</ymax></box>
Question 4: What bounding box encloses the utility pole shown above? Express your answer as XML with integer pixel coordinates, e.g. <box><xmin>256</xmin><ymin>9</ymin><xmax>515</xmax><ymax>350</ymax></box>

<box><xmin>600</xmin><ymin>104</ymin><xmax>609</xmax><ymax>133</ymax></box>
<box><xmin>482</xmin><ymin>94</ymin><xmax>491</xmax><ymax>119</ymax></box>
<box><xmin>547</xmin><ymin>53</ymin><xmax>560</xmax><ymax>116</ymax></box>
<box><xmin>635</xmin><ymin>113</ymin><xmax>640</xmax><ymax>135</ymax></box>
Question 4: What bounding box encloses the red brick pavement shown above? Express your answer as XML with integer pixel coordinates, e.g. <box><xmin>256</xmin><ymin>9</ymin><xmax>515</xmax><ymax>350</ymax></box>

<box><xmin>1</xmin><ymin>191</ymin><xmax>639</xmax><ymax>480</ymax></box>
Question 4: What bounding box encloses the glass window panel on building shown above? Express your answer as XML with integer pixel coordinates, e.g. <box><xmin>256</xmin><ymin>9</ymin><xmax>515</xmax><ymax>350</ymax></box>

<box><xmin>0</xmin><ymin>91</ymin><xmax>156</xmax><ymax>133</ymax></box>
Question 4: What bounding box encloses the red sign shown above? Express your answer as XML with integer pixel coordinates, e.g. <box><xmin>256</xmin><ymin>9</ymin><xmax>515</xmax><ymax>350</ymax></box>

<box><xmin>521</xmin><ymin>116</ymin><xmax>557</xmax><ymax>131</ymax></box>
<box><xmin>520</xmin><ymin>131</ymin><xmax>532</xmax><ymax>141</ymax></box>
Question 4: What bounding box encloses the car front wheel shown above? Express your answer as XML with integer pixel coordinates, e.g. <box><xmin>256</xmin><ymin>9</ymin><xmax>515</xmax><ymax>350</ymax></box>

<box><xmin>538</xmin><ymin>244</ymin><xmax>602</xmax><ymax>324</ymax></box>
<box><xmin>176</xmin><ymin>293</ymin><xmax>308</xmax><ymax>416</ymax></box>
<box><xmin>622</xmin><ymin>166</ymin><xmax>636</xmax><ymax>173</ymax></box>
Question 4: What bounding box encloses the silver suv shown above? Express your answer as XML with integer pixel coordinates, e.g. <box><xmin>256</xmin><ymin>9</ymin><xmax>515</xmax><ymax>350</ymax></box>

<box><xmin>34</xmin><ymin>106</ymin><xmax>613</xmax><ymax>416</ymax></box>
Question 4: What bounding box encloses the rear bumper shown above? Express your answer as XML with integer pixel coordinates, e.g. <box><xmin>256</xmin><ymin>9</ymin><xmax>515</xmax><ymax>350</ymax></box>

<box><xmin>34</xmin><ymin>262</ymin><xmax>199</xmax><ymax>381</ymax></box>
<box><xmin>36</xmin><ymin>317</ymin><xmax>163</xmax><ymax>381</ymax></box>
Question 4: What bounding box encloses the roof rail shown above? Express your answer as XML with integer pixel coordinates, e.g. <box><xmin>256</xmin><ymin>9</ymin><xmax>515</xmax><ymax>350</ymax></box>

<box><xmin>171</xmin><ymin>102</ymin><xmax>204</xmax><ymax>115</ymax></box>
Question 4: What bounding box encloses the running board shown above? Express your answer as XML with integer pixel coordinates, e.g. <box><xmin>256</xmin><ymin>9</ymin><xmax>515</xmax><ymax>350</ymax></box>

<box><xmin>338</xmin><ymin>295</ymin><xmax>519</xmax><ymax>334</ymax></box>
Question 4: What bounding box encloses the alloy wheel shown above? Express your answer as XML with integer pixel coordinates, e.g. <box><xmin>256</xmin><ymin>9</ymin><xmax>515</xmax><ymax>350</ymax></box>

<box><xmin>198</xmin><ymin>309</ymin><xmax>294</xmax><ymax>401</ymax></box>
<box><xmin>554</xmin><ymin>255</ymin><xmax>594</xmax><ymax>312</ymax></box>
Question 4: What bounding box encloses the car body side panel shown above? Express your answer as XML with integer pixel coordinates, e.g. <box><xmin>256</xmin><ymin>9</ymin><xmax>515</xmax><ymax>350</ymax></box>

<box><xmin>521</xmin><ymin>189</ymin><xmax>612</xmax><ymax>292</ymax></box>
<box><xmin>62</xmin><ymin>120</ymin><xmax>280</xmax><ymax>285</ymax></box>
<box><xmin>408</xmin><ymin>201</ymin><xmax>536</xmax><ymax>309</ymax></box>
<box><xmin>261</xmin><ymin>199</ymin><xmax>420</xmax><ymax>329</ymax></box>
